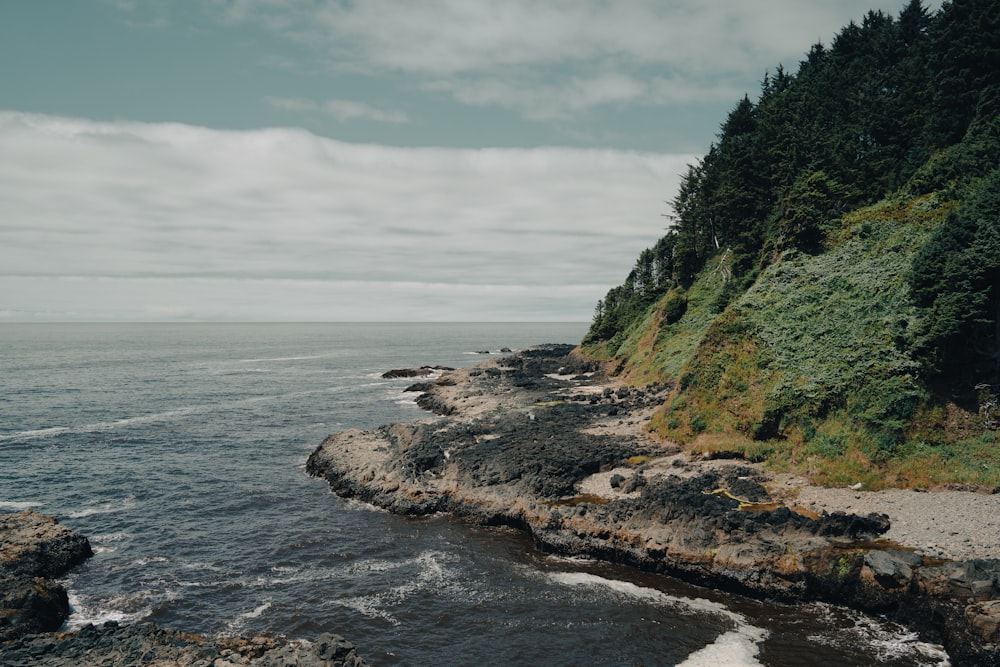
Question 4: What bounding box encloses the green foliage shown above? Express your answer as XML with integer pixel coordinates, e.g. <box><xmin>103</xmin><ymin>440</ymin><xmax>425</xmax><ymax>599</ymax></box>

<box><xmin>662</xmin><ymin>291</ymin><xmax>688</xmax><ymax>325</ymax></box>
<box><xmin>582</xmin><ymin>0</ymin><xmax>1000</xmax><ymax>487</ymax></box>
<box><xmin>585</xmin><ymin>234</ymin><xmax>679</xmax><ymax>347</ymax></box>
<box><xmin>771</xmin><ymin>171</ymin><xmax>855</xmax><ymax>255</ymax></box>
<box><xmin>910</xmin><ymin>168</ymin><xmax>1000</xmax><ymax>391</ymax></box>
<box><xmin>586</xmin><ymin>0</ymin><xmax>998</xmax><ymax>350</ymax></box>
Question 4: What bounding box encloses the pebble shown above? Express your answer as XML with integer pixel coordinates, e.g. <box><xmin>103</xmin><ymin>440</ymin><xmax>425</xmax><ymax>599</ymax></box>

<box><xmin>792</xmin><ymin>485</ymin><xmax>1000</xmax><ymax>561</ymax></box>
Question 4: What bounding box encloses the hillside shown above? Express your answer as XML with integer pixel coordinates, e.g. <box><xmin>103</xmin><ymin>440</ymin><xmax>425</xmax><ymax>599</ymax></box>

<box><xmin>582</xmin><ymin>0</ymin><xmax>1000</xmax><ymax>489</ymax></box>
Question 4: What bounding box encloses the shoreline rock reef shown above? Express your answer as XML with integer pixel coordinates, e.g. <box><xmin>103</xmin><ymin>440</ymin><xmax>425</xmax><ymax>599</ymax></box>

<box><xmin>0</xmin><ymin>510</ymin><xmax>369</xmax><ymax>667</ymax></box>
<box><xmin>308</xmin><ymin>345</ymin><xmax>1000</xmax><ymax>666</ymax></box>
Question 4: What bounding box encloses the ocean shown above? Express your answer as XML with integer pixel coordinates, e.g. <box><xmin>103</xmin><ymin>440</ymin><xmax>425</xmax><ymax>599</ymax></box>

<box><xmin>0</xmin><ymin>323</ymin><xmax>949</xmax><ymax>666</ymax></box>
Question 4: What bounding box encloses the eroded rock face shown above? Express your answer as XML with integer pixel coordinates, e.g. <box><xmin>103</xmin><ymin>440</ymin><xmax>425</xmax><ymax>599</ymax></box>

<box><xmin>0</xmin><ymin>510</ymin><xmax>93</xmax><ymax>642</ymax></box>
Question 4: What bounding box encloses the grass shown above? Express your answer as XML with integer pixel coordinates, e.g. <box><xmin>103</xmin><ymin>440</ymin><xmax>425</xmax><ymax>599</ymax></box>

<box><xmin>582</xmin><ymin>254</ymin><xmax>729</xmax><ymax>385</ymax></box>
<box><xmin>586</xmin><ymin>192</ymin><xmax>1000</xmax><ymax>489</ymax></box>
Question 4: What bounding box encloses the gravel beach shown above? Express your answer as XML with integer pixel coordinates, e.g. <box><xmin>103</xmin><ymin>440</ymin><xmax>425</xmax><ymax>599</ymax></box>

<box><xmin>789</xmin><ymin>483</ymin><xmax>1000</xmax><ymax>561</ymax></box>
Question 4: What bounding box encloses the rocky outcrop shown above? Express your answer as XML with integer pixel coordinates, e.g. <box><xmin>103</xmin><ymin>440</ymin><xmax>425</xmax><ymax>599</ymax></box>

<box><xmin>0</xmin><ymin>511</ymin><xmax>371</xmax><ymax>666</ymax></box>
<box><xmin>307</xmin><ymin>345</ymin><xmax>1000</xmax><ymax>666</ymax></box>
<box><xmin>381</xmin><ymin>365</ymin><xmax>453</xmax><ymax>379</ymax></box>
<box><xmin>0</xmin><ymin>622</ymin><xmax>368</xmax><ymax>667</ymax></box>
<box><xmin>0</xmin><ymin>510</ymin><xmax>93</xmax><ymax>642</ymax></box>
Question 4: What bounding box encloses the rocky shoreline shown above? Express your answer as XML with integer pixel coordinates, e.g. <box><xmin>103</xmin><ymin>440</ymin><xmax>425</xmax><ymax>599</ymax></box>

<box><xmin>0</xmin><ymin>510</ymin><xmax>369</xmax><ymax>666</ymax></box>
<box><xmin>307</xmin><ymin>344</ymin><xmax>1000</xmax><ymax>666</ymax></box>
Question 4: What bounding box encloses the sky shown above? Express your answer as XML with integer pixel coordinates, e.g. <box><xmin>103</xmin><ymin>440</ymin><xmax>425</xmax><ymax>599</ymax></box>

<box><xmin>0</xmin><ymin>0</ymin><xmax>937</xmax><ymax>322</ymax></box>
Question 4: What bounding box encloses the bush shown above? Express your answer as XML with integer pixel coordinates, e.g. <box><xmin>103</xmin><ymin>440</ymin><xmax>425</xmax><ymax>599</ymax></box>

<box><xmin>662</xmin><ymin>291</ymin><xmax>688</xmax><ymax>324</ymax></box>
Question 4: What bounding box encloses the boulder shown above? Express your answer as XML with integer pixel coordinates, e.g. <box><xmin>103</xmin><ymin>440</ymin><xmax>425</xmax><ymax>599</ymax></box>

<box><xmin>0</xmin><ymin>510</ymin><xmax>93</xmax><ymax>642</ymax></box>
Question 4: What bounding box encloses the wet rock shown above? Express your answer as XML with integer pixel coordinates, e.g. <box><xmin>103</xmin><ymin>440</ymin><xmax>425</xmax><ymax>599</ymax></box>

<box><xmin>404</xmin><ymin>381</ymin><xmax>435</xmax><ymax>393</ymax></box>
<box><xmin>383</xmin><ymin>368</ymin><xmax>432</xmax><ymax>379</ymax></box>
<box><xmin>382</xmin><ymin>365</ymin><xmax>454</xmax><ymax>379</ymax></box>
<box><xmin>0</xmin><ymin>513</ymin><xmax>373</xmax><ymax>665</ymax></box>
<box><xmin>1</xmin><ymin>622</ymin><xmax>369</xmax><ymax>667</ymax></box>
<box><xmin>0</xmin><ymin>511</ymin><xmax>92</xmax><ymax>579</ymax></box>
<box><xmin>864</xmin><ymin>550</ymin><xmax>913</xmax><ymax>588</ymax></box>
<box><xmin>0</xmin><ymin>511</ymin><xmax>93</xmax><ymax>642</ymax></box>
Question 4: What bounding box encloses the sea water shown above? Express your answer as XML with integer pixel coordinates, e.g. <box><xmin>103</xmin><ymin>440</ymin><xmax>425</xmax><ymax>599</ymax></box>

<box><xmin>0</xmin><ymin>323</ymin><xmax>950</xmax><ymax>666</ymax></box>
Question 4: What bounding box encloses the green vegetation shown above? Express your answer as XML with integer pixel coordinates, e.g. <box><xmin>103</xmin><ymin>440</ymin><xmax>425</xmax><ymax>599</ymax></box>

<box><xmin>582</xmin><ymin>0</ymin><xmax>1000</xmax><ymax>488</ymax></box>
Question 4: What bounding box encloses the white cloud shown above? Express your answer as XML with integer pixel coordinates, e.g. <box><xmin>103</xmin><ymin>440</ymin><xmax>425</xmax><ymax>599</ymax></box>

<box><xmin>264</xmin><ymin>96</ymin><xmax>317</xmax><ymax>112</ymax></box>
<box><xmin>265</xmin><ymin>96</ymin><xmax>409</xmax><ymax>124</ymax></box>
<box><xmin>431</xmin><ymin>72</ymin><xmax>742</xmax><ymax>122</ymax></box>
<box><xmin>321</xmin><ymin>99</ymin><xmax>409</xmax><ymax>124</ymax></box>
<box><xmin>212</xmin><ymin>0</ymin><xmax>938</xmax><ymax>120</ymax></box>
<box><xmin>0</xmin><ymin>112</ymin><xmax>694</xmax><ymax>321</ymax></box>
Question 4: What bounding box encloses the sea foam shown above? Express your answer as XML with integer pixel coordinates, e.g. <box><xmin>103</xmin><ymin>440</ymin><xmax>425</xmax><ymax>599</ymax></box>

<box><xmin>547</xmin><ymin>571</ymin><xmax>767</xmax><ymax>667</ymax></box>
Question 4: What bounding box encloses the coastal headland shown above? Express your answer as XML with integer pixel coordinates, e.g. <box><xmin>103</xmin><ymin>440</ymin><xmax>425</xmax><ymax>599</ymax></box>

<box><xmin>308</xmin><ymin>345</ymin><xmax>1000</xmax><ymax>666</ymax></box>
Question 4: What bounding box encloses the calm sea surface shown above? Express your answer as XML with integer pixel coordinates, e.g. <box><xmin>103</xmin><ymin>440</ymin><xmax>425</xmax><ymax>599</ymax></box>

<box><xmin>0</xmin><ymin>323</ymin><xmax>949</xmax><ymax>666</ymax></box>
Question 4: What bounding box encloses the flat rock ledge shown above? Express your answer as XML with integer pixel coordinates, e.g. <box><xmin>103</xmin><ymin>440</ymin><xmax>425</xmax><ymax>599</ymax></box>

<box><xmin>307</xmin><ymin>344</ymin><xmax>1000</xmax><ymax>667</ymax></box>
<box><xmin>1</xmin><ymin>510</ymin><xmax>369</xmax><ymax>667</ymax></box>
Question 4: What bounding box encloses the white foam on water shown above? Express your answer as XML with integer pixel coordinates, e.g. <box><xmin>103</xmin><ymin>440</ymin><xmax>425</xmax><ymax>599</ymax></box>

<box><xmin>0</xmin><ymin>426</ymin><xmax>71</xmax><ymax>442</ymax></box>
<box><xmin>64</xmin><ymin>589</ymin><xmax>152</xmax><ymax>631</ymax></box>
<box><xmin>67</xmin><ymin>495</ymin><xmax>136</xmax><ymax>519</ymax></box>
<box><xmin>544</xmin><ymin>553</ymin><xmax>595</xmax><ymax>566</ymax></box>
<box><xmin>547</xmin><ymin>571</ymin><xmax>767</xmax><ymax>667</ymax></box>
<box><xmin>340</xmin><ymin>497</ymin><xmax>390</xmax><ymax>514</ymax></box>
<box><xmin>0</xmin><ymin>500</ymin><xmax>39</xmax><ymax>511</ymax></box>
<box><xmin>335</xmin><ymin>551</ymin><xmax>458</xmax><ymax>627</ymax></box>
<box><xmin>808</xmin><ymin>606</ymin><xmax>951</xmax><ymax>666</ymax></box>
<box><xmin>0</xmin><ymin>388</ymin><xmax>343</xmax><ymax>443</ymax></box>
<box><xmin>675</xmin><ymin>630</ymin><xmax>766</xmax><ymax>667</ymax></box>
<box><xmin>223</xmin><ymin>599</ymin><xmax>273</xmax><ymax>635</ymax></box>
<box><xmin>0</xmin><ymin>409</ymin><xmax>198</xmax><ymax>442</ymax></box>
<box><xmin>238</xmin><ymin>354</ymin><xmax>327</xmax><ymax>363</ymax></box>
<box><xmin>336</xmin><ymin>595</ymin><xmax>402</xmax><ymax>626</ymax></box>
<box><xmin>131</xmin><ymin>555</ymin><xmax>169</xmax><ymax>567</ymax></box>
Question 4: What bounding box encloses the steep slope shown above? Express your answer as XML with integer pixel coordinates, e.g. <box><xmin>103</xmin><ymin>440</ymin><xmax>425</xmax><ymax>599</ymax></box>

<box><xmin>581</xmin><ymin>0</ymin><xmax>1000</xmax><ymax>488</ymax></box>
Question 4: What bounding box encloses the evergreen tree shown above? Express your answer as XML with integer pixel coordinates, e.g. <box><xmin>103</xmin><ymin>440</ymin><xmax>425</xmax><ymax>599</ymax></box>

<box><xmin>586</xmin><ymin>0</ymin><xmax>1000</xmax><ymax>365</ymax></box>
<box><xmin>910</xmin><ymin>168</ymin><xmax>1000</xmax><ymax>389</ymax></box>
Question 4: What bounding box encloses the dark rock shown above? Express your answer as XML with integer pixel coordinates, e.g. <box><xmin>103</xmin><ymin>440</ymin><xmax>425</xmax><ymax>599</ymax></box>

<box><xmin>623</xmin><ymin>474</ymin><xmax>647</xmax><ymax>493</ymax></box>
<box><xmin>307</xmin><ymin>344</ymin><xmax>1000</xmax><ymax>666</ymax></box>
<box><xmin>0</xmin><ymin>512</ymin><xmax>373</xmax><ymax>665</ymax></box>
<box><xmin>404</xmin><ymin>381</ymin><xmax>435</xmax><ymax>393</ymax></box>
<box><xmin>0</xmin><ymin>511</ymin><xmax>92</xmax><ymax>579</ymax></box>
<box><xmin>817</xmin><ymin>511</ymin><xmax>890</xmax><ymax>539</ymax></box>
<box><xmin>1</xmin><ymin>511</ymin><xmax>93</xmax><ymax>642</ymax></box>
<box><xmin>383</xmin><ymin>368</ymin><xmax>432</xmax><ymax>378</ymax></box>
<box><xmin>864</xmin><ymin>550</ymin><xmax>913</xmax><ymax>588</ymax></box>
<box><xmin>0</xmin><ymin>622</ymin><xmax>370</xmax><ymax>667</ymax></box>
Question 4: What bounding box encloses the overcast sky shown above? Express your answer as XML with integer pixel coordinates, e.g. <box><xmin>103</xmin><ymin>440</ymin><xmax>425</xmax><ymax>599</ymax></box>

<box><xmin>0</xmin><ymin>0</ymin><xmax>936</xmax><ymax>322</ymax></box>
